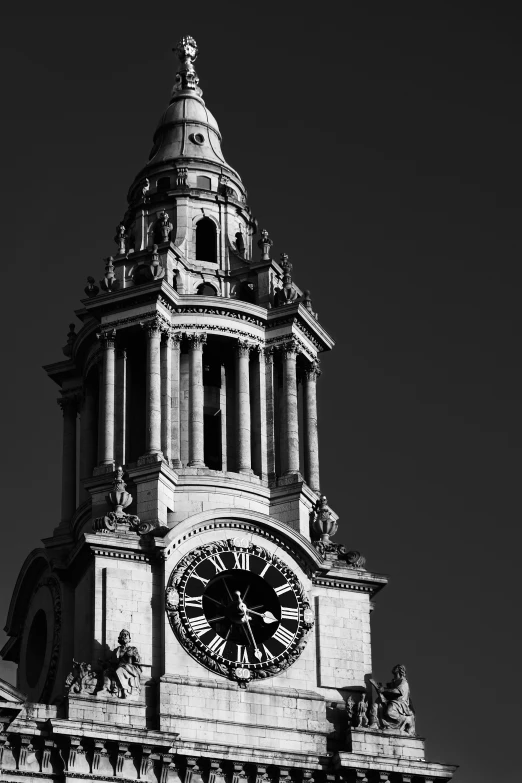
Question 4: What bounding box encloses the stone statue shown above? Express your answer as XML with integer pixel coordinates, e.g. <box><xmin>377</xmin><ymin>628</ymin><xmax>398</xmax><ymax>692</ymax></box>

<box><xmin>84</xmin><ymin>276</ymin><xmax>99</xmax><ymax>298</ymax></box>
<box><xmin>370</xmin><ymin>664</ymin><xmax>415</xmax><ymax>735</ymax></box>
<box><xmin>367</xmin><ymin>701</ymin><xmax>380</xmax><ymax>729</ymax></box>
<box><xmin>65</xmin><ymin>660</ymin><xmax>98</xmax><ymax>695</ymax></box>
<box><xmin>114</xmin><ymin>222</ymin><xmax>127</xmax><ymax>255</ymax></box>
<box><xmin>101</xmin><ymin>629</ymin><xmax>142</xmax><ymax>699</ymax></box>
<box><xmin>356</xmin><ymin>694</ymin><xmax>368</xmax><ymax>727</ymax></box>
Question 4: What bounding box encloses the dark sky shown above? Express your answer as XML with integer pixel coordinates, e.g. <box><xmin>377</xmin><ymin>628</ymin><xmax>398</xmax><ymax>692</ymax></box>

<box><xmin>0</xmin><ymin>3</ymin><xmax>520</xmax><ymax>781</ymax></box>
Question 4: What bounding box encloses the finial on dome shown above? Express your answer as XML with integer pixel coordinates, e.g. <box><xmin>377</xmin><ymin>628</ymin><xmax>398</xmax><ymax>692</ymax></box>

<box><xmin>171</xmin><ymin>35</ymin><xmax>201</xmax><ymax>97</ymax></box>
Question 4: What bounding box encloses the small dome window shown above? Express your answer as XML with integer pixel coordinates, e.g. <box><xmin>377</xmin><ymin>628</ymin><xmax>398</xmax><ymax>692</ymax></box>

<box><xmin>197</xmin><ymin>282</ymin><xmax>218</xmax><ymax>296</ymax></box>
<box><xmin>157</xmin><ymin>176</ymin><xmax>170</xmax><ymax>191</ymax></box>
<box><xmin>196</xmin><ymin>217</ymin><xmax>217</xmax><ymax>263</ymax></box>
<box><xmin>197</xmin><ymin>175</ymin><xmax>211</xmax><ymax>190</ymax></box>
<box><xmin>190</xmin><ymin>132</ymin><xmax>205</xmax><ymax>145</ymax></box>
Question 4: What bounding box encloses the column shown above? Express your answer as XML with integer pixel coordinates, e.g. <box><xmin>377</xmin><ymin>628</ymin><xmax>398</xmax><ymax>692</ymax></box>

<box><xmin>220</xmin><ymin>363</ymin><xmax>228</xmax><ymax>471</ymax></box>
<box><xmin>143</xmin><ymin>318</ymin><xmax>163</xmax><ymax>458</ymax></box>
<box><xmin>170</xmin><ymin>333</ymin><xmax>182</xmax><ymax>468</ymax></box>
<box><xmin>252</xmin><ymin>347</ymin><xmax>268</xmax><ymax>479</ymax></box>
<box><xmin>79</xmin><ymin>380</ymin><xmax>97</xmax><ymax>500</ymax></box>
<box><xmin>59</xmin><ymin>393</ymin><xmax>78</xmax><ymax>526</ymax></box>
<box><xmin>282</xmin><ymin>341</ymin><xmax>300</xmax><ymax>475</ymax></box>
<box><xmin>188</xmin><ymin>333</ymin><xmax>206</xmax><ymax>467</ymax></box>
<box><xmin>115</xmin><ymin>349</ymin><xmax>127</xmax><ymax>467</ymax></box>
<box><xmin>98</xmin><ymin>329</ymin><xmax>116</xmax><ymax>466</ymax></box>
<box><xmin>161</xmin><ymin>333</ymin><xmax>172</xmax><ymax>463</ymax></box>
<box><xmin>264</xmin><ymin>348</ymin><xmax>276</xmax><ymax>480</ymax></box>
<box><xmin>303</xmin><ymin>360</ymin><xmax>321</xmax><ymax>492</ymax></box>
<box><xmin>236</xmin><ymin>339</ymin><xmax>253</xmax><ymax>474</ymax></box>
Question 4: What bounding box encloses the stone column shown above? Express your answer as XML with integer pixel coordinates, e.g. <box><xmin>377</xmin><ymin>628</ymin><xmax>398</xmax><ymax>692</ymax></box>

<box><xmin>115</xmin><ymin>349</ymin><xmax>127</xmax><ymax>467</ymax></box>
<box><xmin>188</xmin><ymin>333</ymin><xmax>206</xmax><ymax>467</ymax></box>
<box><xmin>79</xmin><ymin>380</ymin><xmax>97</xmax><ymax>500</ymax></box>
<box><xmin>303</xmin><ymin>360</ymin><xmax>321</xmax><ymax>492</ymax></box>
<box><xmin>59</xmin><ymin>393</ymin><xmax>78</xmax><ymax>525</ymax></box>
<box><xmin>264</xmin><ymin>348</ymin><xmax>276</xmax><ymax>480</ymax></box>
<box><xmin>282</xmin><ymin>341</ymin><xmax>300</xmax><ymax>475</ymax></box>
<box><xmin>236</xmin><ymin>339</ymin><xmax>253</xmax><ymax>474</ymax></box>
<box><xmin>170</xmin><ymin>333</ymin><xmax>182</xmax><ymax>468</ymax></box>
<box><xmin>143</xmin><ymin>318</ymin><xmax>163</xmax><ymax>460</ymax></box>
<box><xmin>252</xmin><ymin>347</ymin><xmax>269</xmax><ymax>480</ymax></box>
<box><xmin>98</xmin><ymin>329</ymin><xmax>116</xmax><ymax>466</ymax></box>
<box><xmin>161</xmin><ymin>333</ymin><xmax>172</xmax><ymax>464</ymax></box>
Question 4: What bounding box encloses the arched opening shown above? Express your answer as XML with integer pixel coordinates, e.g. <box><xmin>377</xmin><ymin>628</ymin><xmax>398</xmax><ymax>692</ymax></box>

<box><xmin>197</xmin><ymin>175</ymin><xmax>211</xmax><ymax>190</ymax></box>
<box><xmin>157</xmin><ymin>176</ymin><xmax>170</xmax><ymax>191</ymax></box>
<box><xmin>237</xmin><ymin>280</ymin><xmax>256</xmax><ymax>304</ymax></box>
<box><xmin>26</xmin><ymin>609</ymin><xmax>47</xmax><ymax>687</ymax></box>
<box><xmin>196</xmin><ymin>218</ymin><xmax>217</xmax><ymax>263</ymax></box>
<box><xmin>197</xmin><ymin>282</ymin><xmax>218</xmax><ymax>296</ymax></box>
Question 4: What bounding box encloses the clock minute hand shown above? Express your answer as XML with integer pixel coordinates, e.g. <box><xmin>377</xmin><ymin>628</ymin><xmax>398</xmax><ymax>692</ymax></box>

<box><xmin>235</xmin><ymin>591</ymin><xmax>263</xmax><ymax>661</ymax></box>
<box><xmin>247</xmin><ymin>608</ymin><xmax>278</xmax><ymax>624</ymax></box>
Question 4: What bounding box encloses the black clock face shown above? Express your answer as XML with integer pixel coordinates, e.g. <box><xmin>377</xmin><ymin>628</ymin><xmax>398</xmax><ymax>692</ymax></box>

<box><xmin>166</xmin><ymin>539</ymin><xmax>314</xmax><ymax>682</ymax></box>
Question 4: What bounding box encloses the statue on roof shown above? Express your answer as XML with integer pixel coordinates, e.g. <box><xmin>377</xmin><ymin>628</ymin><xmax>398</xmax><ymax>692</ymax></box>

<box><xmin>370</xmin><ymin>664</ymin><xmax>416</xmax><ymax>735</ymax></box>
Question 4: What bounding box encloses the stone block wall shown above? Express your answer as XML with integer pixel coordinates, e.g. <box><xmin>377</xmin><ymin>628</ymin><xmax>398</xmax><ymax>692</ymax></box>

<box><xmin>159</xmin><ymin>676</ymin><xmax>327</xmax><ymax>754</ymax></box>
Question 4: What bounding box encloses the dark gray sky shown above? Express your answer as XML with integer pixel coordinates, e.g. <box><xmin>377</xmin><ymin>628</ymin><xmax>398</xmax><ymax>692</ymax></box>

<box><xmin>1</xmin><ymin>3</ymin><xmax>520</xmax><ymax>782</ymax></box>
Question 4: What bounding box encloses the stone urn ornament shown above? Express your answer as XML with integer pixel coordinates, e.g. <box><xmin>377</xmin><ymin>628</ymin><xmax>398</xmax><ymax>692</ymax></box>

<box><xmin>311</xmin><ymin>495</ymin><xmax>338</xmax><ymax>544</ymax></box>
<box><xmin>106</xmin><ymin>466</ymin><xmax>133</xmax><ymax>516</ymax></box>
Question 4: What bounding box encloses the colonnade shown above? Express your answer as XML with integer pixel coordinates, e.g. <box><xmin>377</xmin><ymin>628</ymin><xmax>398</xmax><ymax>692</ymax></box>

<box><xmin>58</xmin><ymin>322</ymin><xmax>321</xmax><ymax>525</ymax></box>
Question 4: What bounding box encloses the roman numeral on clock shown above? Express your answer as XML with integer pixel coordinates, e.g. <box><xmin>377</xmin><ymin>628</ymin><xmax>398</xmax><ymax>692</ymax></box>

<box><xmin>190</xmin><ymin>615</ymin><xmax>212</xmax><ymax>636</ymax></box>
<box><xmin>190</xmin><ymin>571</ymin><xmax>209</xmax><ymax>587</ymax></box>
<box><xmin>274</xmin><ymin>583</ymin><xmax>292</xmax><ymax>596</ymax></box>
<box><xmin>262</xmin><ymin>644</ymin><xmax>275</xmax><ymax>660</ymax></box>
<box><xmin>184</xmin><ymin>595</ymin><xmax>203</xmax><ymax>608</ymax></box>
<box><xmin>233</xmin><ymin>552</ymin><xmax>250</xmax><ymax>570</ymax></box>
<box><xmin>207</xmin><ymin>634</ymin><xmax>227</xmax><ymax>656</ymax></box>
<box><xmin>280</xmin><ymin>606</ymin><xmax>299</xmax><ymax>621</ymax></box>
<box><xmin>272</xmin><ymin>624</ymin><xmax>295</xmax><ymax>647</ymax></box>
<box><xmin>236</xmin><ymin>645</ymin><xmax>249</xmax><ymax>663</ymax></box>
<box><xmin>208</xmin><ymin>553</ymin><xmax>227</xmax><ymax>573</ymax></box>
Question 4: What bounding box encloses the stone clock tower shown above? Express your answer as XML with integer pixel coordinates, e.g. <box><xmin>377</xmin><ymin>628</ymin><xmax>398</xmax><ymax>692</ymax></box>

<box><xmin>0</xmin><ymin>37</ymin><xmax>456</xmax><ymax>783</ymax></box>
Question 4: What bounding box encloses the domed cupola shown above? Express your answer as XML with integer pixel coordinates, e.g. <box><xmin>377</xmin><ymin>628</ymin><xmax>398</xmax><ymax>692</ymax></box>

<box><xmin>128</xmin><ymin>36</ymin><xmax>246</xmax><ymax>205</ymax></box>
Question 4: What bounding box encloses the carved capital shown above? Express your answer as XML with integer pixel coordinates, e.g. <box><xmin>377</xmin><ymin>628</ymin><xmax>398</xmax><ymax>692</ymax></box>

<box><xmin>304</xmin><ymin>360</ymin><xmax>321</xmax><ymax>381</ymax></box>
<box><xmin>281</xmin><ymin>340</ymin><xmax>298</xmax><ymax>359</ymax></box>
<box><xmin>263</xmin><ymin>346</ymin><xmax>275</xmax><ymax>365</ymax></box>
<box><xmin>141</xmin><ymin>316</ymin><xmax>165</xmax><ymax>338</ymax></box>
<box><xmin>169</xmin><ymin>331</ymin><xmax>183</xmax><ymax>350</ymax></box>
<box><xmin>57</xmin><ymin>392</ymin><xmax>80</xmax><ymax>415</ymax></box>
<box><xmin>237</xmin><ymin>338</ymin><xmax>253</xmax><ymax>358</ymax></box>
<box><xmin>186</xmin><ymin>332</ymin><xmax>207</xmax><ymax>350</ymax></box>
<box><xmin>97</xmin><ymin>328</ymin><xmax>116</xmax><ymax>349</ymax></box>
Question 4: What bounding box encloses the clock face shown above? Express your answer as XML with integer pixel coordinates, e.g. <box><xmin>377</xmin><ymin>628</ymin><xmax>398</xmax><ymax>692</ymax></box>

<box><xmin>166</xmin><ymin>539</ymin><xmax>314</xmax><ymax>684</ymax></box>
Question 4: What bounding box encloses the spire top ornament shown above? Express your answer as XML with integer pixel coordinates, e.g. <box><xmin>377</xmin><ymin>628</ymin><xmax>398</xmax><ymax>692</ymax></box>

<box><xmin>172</xmin><ymin>35</ymin><xmax>201</xmax><ymax>97</ymax></box>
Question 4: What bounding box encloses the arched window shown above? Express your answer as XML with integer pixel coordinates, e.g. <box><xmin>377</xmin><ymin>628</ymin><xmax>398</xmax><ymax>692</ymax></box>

<box><xmin>157</xmin><ymin>176</ymin><xmax>170</xmax><ymax>191</ymax></box>
<box><xmin>196</xmin><ymin>175</ymin><xmax>211</xmax><ymax>190</ymax></box>
<box><xmin>197</xmin><ymin>282</ymin><xmax>218</xmax><ymax>296</ymax></box>
<box><xmin>237</xmin><ymin>280</ymin><xmax>256</xmax><ymax>304</ymax></box>
<box><xmin>196</xmin><ymin>217</ymin><xmax>217</xmax><ymax>262</ymax></box>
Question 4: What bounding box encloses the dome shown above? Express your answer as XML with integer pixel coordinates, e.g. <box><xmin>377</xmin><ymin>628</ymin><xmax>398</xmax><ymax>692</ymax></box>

<box><xmin>132</xmin><ymin>36</ymin><xmax>242</xmax><ymax>188</ymax></box>
<box><xmin>147</xmin><ymin>92</ymin><xmax>228</xmax><ymax>168</ymax></box>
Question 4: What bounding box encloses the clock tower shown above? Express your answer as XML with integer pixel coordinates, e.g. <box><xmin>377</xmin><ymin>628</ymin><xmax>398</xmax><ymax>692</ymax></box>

<box><xmin>0</xmin><ymin>37</ymin><xmax>456</xmax><ymax>783</ymax></box>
